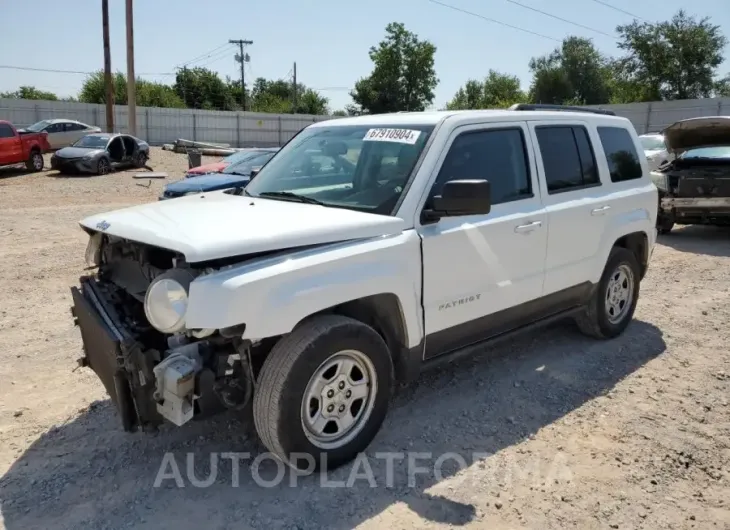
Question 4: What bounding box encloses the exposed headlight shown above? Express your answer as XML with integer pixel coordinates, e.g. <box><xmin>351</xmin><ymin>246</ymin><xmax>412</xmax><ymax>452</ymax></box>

<box><xmin>85</xmin><ymin>232</ymin><xmax>103</xmax><ymax>267</ymax></box>
<box><xmin>144</xmin><ymin>269</ymin><xmax>196</xmax><ymax>333</ymax></box>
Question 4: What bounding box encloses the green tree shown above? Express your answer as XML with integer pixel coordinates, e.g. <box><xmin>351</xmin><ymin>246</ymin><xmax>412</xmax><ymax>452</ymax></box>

<box><xmin>331</xmin><ymin>109</ymin><xmax>348</xmax><ymax>116</ymax></box>
<box><xmin>615</xmin><ymin>10</ymin><xmax>727</xmax><ymax>100</ymax></box>
<box><xmin>528</xmin><ymin>36</ymin><xmax>612</xmax><ymax>105</ymax></box>
<box><xmin>174</xmin><ymin>67</ymin><xmax>238</xmax><ymax>110</ymax></box>
<box><xmin>79</xmin><ymin>71</ymin><xmax>185</xmax><ymax>108</ymax></box>
<box><xmin>350</xmin><ymin>22</ymin><xmax>438</xmax><ymax>114</ymax></box>
<box><xmin>716</xmin><ymin>74</ymin><xmax>730</xmax><ymax>97</ymax></box>
<box><xmin>446</xmin><ymin>70</ymin><xmax>527</xmax><ymax>110</ymax></box>
<box><xmin>1</xmin><ymin>86</ymin><xmax>59</xmax><ymax>101</ymax></box>
<box><xmin>246</xmin><ymin>78</ymin><xmax>329</xmax><ymax>115</ymax></box>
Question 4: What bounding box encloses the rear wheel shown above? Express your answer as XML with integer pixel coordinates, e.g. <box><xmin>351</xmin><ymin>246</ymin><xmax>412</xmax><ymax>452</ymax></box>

<box><xmin>575</xmin><ymin>247</ymin><xmax>641</xmax><ymax>339</ymax></box>
<box><xmin>25</xmin><ymin>150</ymin><xmax>43</xmax><ymax>172</ymax></box>
<box><xmin>253</xmin><ymin>315</ymin><xmax>393</xmax><ymax>471</ymax></box>
<box><xmin>97</xmin><ymin>157</ymin><xmax>111</xmax><ymax>175</ymax></box>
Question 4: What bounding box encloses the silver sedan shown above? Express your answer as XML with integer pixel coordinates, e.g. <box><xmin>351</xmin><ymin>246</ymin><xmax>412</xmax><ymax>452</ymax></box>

<box><xmin>23</xmin><ymin>119</ymin><xmax>101</xmax><ymax>149</ymax></box>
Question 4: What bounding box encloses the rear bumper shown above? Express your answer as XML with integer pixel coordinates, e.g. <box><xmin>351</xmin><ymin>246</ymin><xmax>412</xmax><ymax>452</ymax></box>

<box><xmin>70</xmin><ymin>277</ymin><xmax>163</xmax><ymax>432</ymax></box>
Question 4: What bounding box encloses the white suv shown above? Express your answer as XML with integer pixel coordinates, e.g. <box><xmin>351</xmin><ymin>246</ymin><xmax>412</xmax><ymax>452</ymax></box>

<box><xmin>70</xmin><ymin>104</ymin><xmax>658</xmax><ymax>470</ymax></box>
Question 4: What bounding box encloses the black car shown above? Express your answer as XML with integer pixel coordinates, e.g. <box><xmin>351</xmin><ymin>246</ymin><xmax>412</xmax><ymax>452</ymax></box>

<box><xmin>51</xmin><ymin>133</ymin><xmax>150</xmax><ymax>175</ymax></box>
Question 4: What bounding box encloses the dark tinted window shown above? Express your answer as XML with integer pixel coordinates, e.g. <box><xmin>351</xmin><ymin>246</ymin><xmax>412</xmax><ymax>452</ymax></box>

<box><xmin>535</xmin><ymin>125</ymin><xmax>600</xmax><ymax>193</ymax></box>
<box><xmin>0</xmin><ymin>124</ymin><xmax>14</xmax><ymax>138</ymax></box>
<box><xmin>65</xmin><ymin>122</ymin><xmax>86</xmax><ymax>131</ymax></box>
<box><xmin>597</xmin><ymin>127</ymin><xmax>642</xmax><ymax>182</ymax></box>
<box><xmin>46</xmin><ymin>123</ymin><xmax>63</xmax><ymax>133</ymax></box>
<box><xmin>431</xmin><ymin>128</ymin><xmax>532</xmax><ymax>206</ymax></box>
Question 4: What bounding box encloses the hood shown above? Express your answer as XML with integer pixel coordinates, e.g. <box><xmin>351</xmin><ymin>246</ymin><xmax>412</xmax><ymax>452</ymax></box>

<box><xmin>79</xmin><ymin>193</ymin><xmax>406</xmax><ymax>263</ymax></box>
<box><xmin>55</xmin><ymin>147</ymin><xmax>103</xmax><ymax>159</ymax></box>
<box><xmin>187</xmin><ymin>161</ymin><xmax>228</xmax><ymax>175</ymax></box>
<box><xmin>663</xmin><ymin>116</ymin><xmax>730</xmax><ymax>155</ymax></box>
<box><xmin>164</xmin><ymin>173</ymin><xmax>249</xmax><ymax>194</ymax></box>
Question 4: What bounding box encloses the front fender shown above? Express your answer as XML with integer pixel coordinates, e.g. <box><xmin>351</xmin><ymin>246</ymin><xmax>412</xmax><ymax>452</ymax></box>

<box><xmin>185</xmin><ymin>231</ymin><xmax>424</xmax><ymax>347</ymax></box>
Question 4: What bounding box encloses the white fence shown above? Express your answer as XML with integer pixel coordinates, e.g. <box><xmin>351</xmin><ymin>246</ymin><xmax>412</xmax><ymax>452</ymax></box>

<box><xmin>2</xmin><ymin>96</ymin><xmax>730</xmax><ymax>146</ymax></box>
<box><xmin>586</xmin><ymin>97</ymin><xmax>730</xmax><ymax>135</ymax></box>
<box><xmin>0</xmin><ymin>98</ymin><xmax>338</xmax><ymax>147</ymax></box>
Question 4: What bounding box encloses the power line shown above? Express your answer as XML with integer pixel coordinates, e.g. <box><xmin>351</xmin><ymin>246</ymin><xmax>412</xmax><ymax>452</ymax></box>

<box><xmin>502</xmin><ymin>0</ymin><xmax>617</xmax><ymax>39</ymax></box>
<box><xmin>0</xmin><ymin>64</ymin><xmax>174</xmax><ymax>76</ymax></box>
<box><xmin>588</xmin><ymin>0</ymin><xmax>649</xmax><ymax>23</ymax></box>
<box><xmin>195</xmin><ymin>47</ymin><xmax>237</xmax><ymax>69</ymax></box>
<box><xmin>425</xmin><ymin>0</ymin><xmax>561</xmax><ymax>42</ymax></box>
<box><xmin>175</xmin><ymin>42</ymin><xmax>232</xmax><ymax>68</ymax></box>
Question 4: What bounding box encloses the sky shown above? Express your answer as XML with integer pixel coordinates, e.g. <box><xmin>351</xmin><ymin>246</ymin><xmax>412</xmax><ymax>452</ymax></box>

<box><xmin>1</xmin><ymin>0</ymin><xmax>729</xmax><ymax>112</ymax></box>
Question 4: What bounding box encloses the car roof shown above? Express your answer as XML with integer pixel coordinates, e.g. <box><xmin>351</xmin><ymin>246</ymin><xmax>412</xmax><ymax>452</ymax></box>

<box><xmin>311</xmin><ymin>109</ymin><xmax>632</xmax><ymax>129</ymax></box>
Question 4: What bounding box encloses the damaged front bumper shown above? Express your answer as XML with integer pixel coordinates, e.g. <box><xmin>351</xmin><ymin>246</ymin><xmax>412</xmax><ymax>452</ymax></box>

<box><xmin>70</xmin><ymin>276</ymin><xmax>165</xmax><ymax>432</ymax></box>
<box><xmin>660</xmin><ymin>196</ymin><xmax>730</xmax><ymax>224</ymax></box>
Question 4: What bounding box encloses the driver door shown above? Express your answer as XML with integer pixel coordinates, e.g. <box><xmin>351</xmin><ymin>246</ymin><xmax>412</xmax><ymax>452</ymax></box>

<box><xmin>418</xmin><ymin>122</ymin><xmax>549</xmax><ymax>359</ymax></box>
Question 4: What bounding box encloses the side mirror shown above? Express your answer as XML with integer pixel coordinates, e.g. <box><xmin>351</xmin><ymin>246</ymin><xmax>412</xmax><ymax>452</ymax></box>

<box><xmin>249</xmin><ymin>167</ymin><xmax>261</xmax><ymax>180</ymax></box>
<box><xmin>425</xmin><ymin>179</ymin><xmax>491</xmax><ymax>221</ymax></box>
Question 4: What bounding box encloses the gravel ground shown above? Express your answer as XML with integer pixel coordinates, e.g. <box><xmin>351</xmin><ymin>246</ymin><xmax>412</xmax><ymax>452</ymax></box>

<box><xmin>0</xmin><ymin>148</ymin><xmax>729</xmax><ymax>529</ymax></box>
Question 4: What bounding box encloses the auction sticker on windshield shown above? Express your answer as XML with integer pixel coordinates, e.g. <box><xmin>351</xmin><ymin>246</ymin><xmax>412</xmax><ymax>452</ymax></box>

<box><xmin>363</xmin><ymin>128</ymin><xmax>422</xmax><ymax>145</ymax></box>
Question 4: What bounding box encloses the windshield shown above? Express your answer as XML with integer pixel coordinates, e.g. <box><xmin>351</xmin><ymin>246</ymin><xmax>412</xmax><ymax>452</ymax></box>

<box><xmin>244</xmin><ymin>124</ymin><xmax>435</xmax><ymax>215</ymax></box>
<box><xmin>72</xmin><ymin>135</ymin><xmax>110</xmax><ymax>149</ymax></box>
<box><xmin>26</xmin><ymin>120</ymin><xmax>52</xmax><ymax>132</ymax></box>
<box><xmin>681</xmin><ymin>146</ymin><xmax>730</xmax><ymax>159</ymax></box>
<box><xmin>640</xmin><ymin>135</ymin><xmax>666</xmax><ymax>151</ymax></box>
<box><xmin>224</xmin><ymin>150</ymin><xmax>270</xmax><ymax>165</ymax></box>
<box><xmin>223</xmin><ymin>152</ymin><xmax>276</xmax><ymax>175</ymax></box>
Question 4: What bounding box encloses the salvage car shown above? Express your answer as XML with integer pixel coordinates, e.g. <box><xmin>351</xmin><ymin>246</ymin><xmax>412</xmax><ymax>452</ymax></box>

<box><xmin>650</xmin><ymin>116</ymin><xmax>730</xmax><ymax>234</ymax></box>
<box><xmin>22</xmin><ymin>119</ymin><xmax>101</xmax><ymax>150</ymax></box>
<box><xmin>0</xmin><ymin>120</ymin><xmax>51</xmax><ymax>171</ymax></box>
<box><xmin>160</xmin><ymin>149</ymin><xmax>278</xmax><ymax>200</ymax></box>
<box><xmin>186</xmin><ymin>147</ymin><xmax>279</xmax><ymax>177</ymax></box>
<box><xmin>639</xmin><ymin>132</ymin><xmax>669</xmax><ymax>171</ymax></box>
<box><xmin>51</xmin><ymin>133</ymin><xmax>150</xmax><ymax>175</ymax></box>
<box><xmin>70</xmin><ymin>105</ymin><xmax>657</xmax><ymax>470</ymax></box>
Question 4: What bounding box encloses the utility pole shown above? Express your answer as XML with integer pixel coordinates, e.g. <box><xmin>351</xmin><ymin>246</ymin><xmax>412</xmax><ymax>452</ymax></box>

<box><xmin>292</xmin><ymin>62</ymin><xmax>297</xmax><ymax>111</ymax></box>
<box><xmin>229</xmin><ymin>39</ymin><xmax>252</xmax><ymax>111</ymax></box>
<box><xmin>102</xmin><ymin>0</ymin><xmax>114</xmax><ymax>133</ymax></box>
<box><xmin>125</xmin><ymin>0</ymin><xmax>137</xmax><ymax>136</ymax></box>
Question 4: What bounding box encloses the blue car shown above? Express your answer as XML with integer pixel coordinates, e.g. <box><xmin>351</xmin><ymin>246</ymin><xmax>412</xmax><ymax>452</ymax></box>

<box><xmin>160</xmin><ymin>149</ymin><xmax>278</xmax><ymax>200</ymax></box>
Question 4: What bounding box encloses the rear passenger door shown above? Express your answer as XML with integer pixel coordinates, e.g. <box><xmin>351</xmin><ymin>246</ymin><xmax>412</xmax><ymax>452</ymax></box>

<box><xmin>528</xmin><ymin>121</ymin><xmax>610</xmax><ymax>295</ymax></box>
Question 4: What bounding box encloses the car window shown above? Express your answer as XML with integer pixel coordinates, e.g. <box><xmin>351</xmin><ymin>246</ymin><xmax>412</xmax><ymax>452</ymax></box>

<box><xmin>429</xmin><ymin>128</ymin><xmax>532</xmax><ymax>206</ymax></box>
<box><xmin>65</xmin><ymin>123</ymin><xmax>85</xmax><ymax>132</ymax></box>
<box><xmin>535</xmin><ymin>125</ymin><xmax>600</xmax><ymax>193</ymax></box>
<box><xmin>223</xmin><ymin>152</ymin><xmax>276</xmax><ymax>175</ymax></box>
<box><xmin>25</xmin><ymin>120</ymin><xmax>51</xmax><ymax>132</ymax></box>
<box><xmin>244</xmin><ymin>124</ymin><xmax>435</xmax><ymax>215</ymax></box>
<box><xmin>0</xmin><ymin>124</ymin><xmax>14</xmax><ymax>138</ymax></box>
<box><xmin>681</xmin><ymin>146</ymin><xmax>730</xmax><ymax>159</ymax></box>
<box><xmin>597</xmin><ymin>127</ymin><xmax>643</xmax><ymax>183</ymax></box>
<box><xmin>46</xmin><ymin>123</ymin><xmax>63</xmax><ymax>133</ymax></box>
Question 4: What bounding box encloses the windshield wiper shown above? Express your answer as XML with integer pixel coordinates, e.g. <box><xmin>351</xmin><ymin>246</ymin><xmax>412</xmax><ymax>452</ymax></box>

<box><xmin>256</xmin><ymin>191</ymin><xmax>326</xmax><ymax>205</ymax></box>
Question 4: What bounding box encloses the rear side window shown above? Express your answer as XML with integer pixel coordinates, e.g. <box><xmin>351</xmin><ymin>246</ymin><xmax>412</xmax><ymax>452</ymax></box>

<box><xmin>0</xmin><ymin>124</ymin><xmax>15</xmax><ymax>138</ymax></box>
<box><xmin>535</xmin><ymin>125</ymin><xmax>599</xmax><ymax>193</ymax></box>
<box><xmin>597</xmin><ymin>127</ymin><xmax>643</xmax><ymax>182</ymax></box>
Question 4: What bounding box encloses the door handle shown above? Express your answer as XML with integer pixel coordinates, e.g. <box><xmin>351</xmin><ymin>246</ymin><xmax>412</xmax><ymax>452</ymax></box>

<box><xmin>514</xmin><ymin>220</ymin><xmax>542</xmax><ymax>233</ymax></box>
<box><xmin>591</xmin><ymin>205</ymin><xmax>611</xmax><ymax>215</ymax></box>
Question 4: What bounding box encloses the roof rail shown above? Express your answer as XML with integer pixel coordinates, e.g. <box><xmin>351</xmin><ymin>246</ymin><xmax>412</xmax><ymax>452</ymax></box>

<box><xmin>509</xmin><ymin>103</ymin><xmax>616</xmax><ymax>116</ymax></box>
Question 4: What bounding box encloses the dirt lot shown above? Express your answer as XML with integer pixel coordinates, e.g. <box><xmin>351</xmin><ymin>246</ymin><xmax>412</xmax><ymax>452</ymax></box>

<box><xmin>0</xmin><ymin>147</ymin><xmax>729</xmax><ymax>530</ymax></box>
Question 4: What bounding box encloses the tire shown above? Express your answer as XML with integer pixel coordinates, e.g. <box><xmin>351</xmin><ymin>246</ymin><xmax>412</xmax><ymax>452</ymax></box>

<box><xmin>253</xmin><ymin>314</ymin><xmax>394</xmax><ymax>471</ymax></box>
<box><xmin>133</xmin><ymin>152</ymin><xmax>148</xmax><ymax>168</ymax></box>
<box><xmin>25</xmin><ymin>150</ymin><xmax>43</xmax><ymax>172</ymax></box>
<box><xmin>97</xmin><ymin>157</ymin><xmax>111</xmax><ymax>175</ymax></box>
<box><xmin>575</xmin><ymin>247</ymin><xmax>641</xmax><ymax>339</ymax></box>
<box><xmin>657</xmin><ymin>215</ymin><xmax>674</xmax><ymax>235</ymax></box>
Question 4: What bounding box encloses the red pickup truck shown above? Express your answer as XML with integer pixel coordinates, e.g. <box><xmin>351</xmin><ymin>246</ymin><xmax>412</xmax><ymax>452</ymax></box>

<box><xmin>0</xmin><ymin>120</ymin><xmax>51</xmax><ymax>171</ymax></box>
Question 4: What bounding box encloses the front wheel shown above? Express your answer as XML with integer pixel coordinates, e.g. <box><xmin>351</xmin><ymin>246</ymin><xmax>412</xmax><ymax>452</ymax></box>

<box><xmin>575</xmin><ymin>247</ymin><xmax>641</xmax><ymax>339</ymax></box>
<box><xmin>253</xmin><ymin>315</ymin><xmax>393</xmax><ymax>471</ymax></box>
<box><xmin>97</xmin><ymin>157</ymin><xmax>111</xmax><ymax>175</ymax></box>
